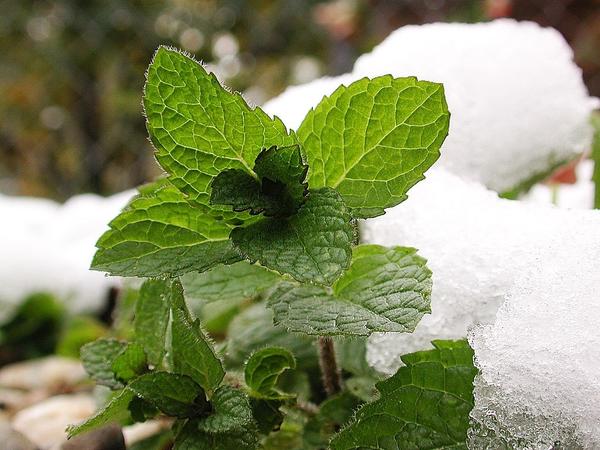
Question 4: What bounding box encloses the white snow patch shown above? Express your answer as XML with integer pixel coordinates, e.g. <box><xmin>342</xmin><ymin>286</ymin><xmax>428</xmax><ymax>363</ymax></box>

<box><xmin>468</xmin><ymin>246</ymin><xmax>600</xmax><ymax>449</ymax></box>
<box><xmin>0</xmin><ymin>191</ymin><xmax>133</xmax><ymax>322</ymax></box>
<box><xmin>264</xmin><ymin>19</ymin><xmax>597</xmax><ymax>193</ymax></box>
<box><xmin>362</xmin><ymin>168</ymin><xmax>600</xmax><ymax>375</ymax></box>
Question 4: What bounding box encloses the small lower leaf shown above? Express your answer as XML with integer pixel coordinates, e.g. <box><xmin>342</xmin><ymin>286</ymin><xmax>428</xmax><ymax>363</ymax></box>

<box><xmin>231</xmin><ymin>187</ymin><xmax>354</xmax><ymax>285</ymax></box>
<box><xmin>128</xmin><ymin>372</ymin><xmax>208</xmax><ymax>418</ymax></box>
<box><xmin>244</xmin><ymin>347</ymin><xmax>296</xmax><ymax>400</ymax></box>
<box><xmin>330</xmin><ymin>340</ymin><xmax>477</xmax><ymax>450</ymax></box>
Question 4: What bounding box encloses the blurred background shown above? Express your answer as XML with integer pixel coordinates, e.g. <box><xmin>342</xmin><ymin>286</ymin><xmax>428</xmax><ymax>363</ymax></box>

<box><xmin>1</xmin><ymin>0</ymin><xmax>599</xmax><ymax>200</ymax></box>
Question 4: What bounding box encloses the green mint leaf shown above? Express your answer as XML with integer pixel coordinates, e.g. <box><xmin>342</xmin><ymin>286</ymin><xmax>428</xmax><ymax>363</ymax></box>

<box><xmin>210</xmin><ymin>169</ymin><xmax>270</xmax><ymax>214</ymax></box>
<box><xmin>210</xmin><ymin>145</ymin><xmax>308</xmax><ymax>217</ymax></box>
<box><xmin>170</xmin><ymin>282</ymin><xmax>225</xmax><ymax>391</ymax></box>
<box><xmin>80</xmin><ymin>338</ymin><xmax>127</xmax><ymax>389</ymax></box>
<box><xmin>67</xmin><ymin>389</ymin><xmax>135</xmax><ymax>438</ymax></box>
<box><xmin>250</xmin><ymin>398</ymin><xmax>285</xmax><ymax>434</ymax></box>
<box><xmin>128</xmin><ymin>396</ymin><xmax>159</xmax><ymax>423</ymax></box>
<box><xmin>128</xmin><ymin>372</ymin><xmax>209</xmax><ymax>418</ymax></box>
<box><xmin>198</xmin><ymin>385</ymin><xmax>255</xmax><ymax>433</ymax></box>
<box><xmin>304</xmin><ymin>392</ymin><xmax>361</xmax><ymax>449</ymax></box>
<box><xmin>262</xmin><ymin>410</ymin><xmax>308</xmax><ymax>450</ymax></box>
<box><xmin>267</xmin><ymin>245</ymin><xmax>432</xmax><ymax>335</ymax></box>
<box><xmin>330</xmin><ymin>340</ymin><xmax>477</xmax><ymax>450</ymax></box>
<box><xmin>244</xmin><ymin>347</ymin><xmax>296</xmax><ymax>400</ymax></box>
<box><xmin>181</xmin><ymin>261</ymin><xmax>281</xmax><ymax>305</ymax></box>
<box><xmin>297</xmin><ymin>76</ymin><xmax>449</xmax><ymax>218</ymax></box>
<box><xmin>226</xmin><ymin>303</ymin><xmax>318</xmax><ymax>371</ymax></box>
<box><xmin>174</xmin><ymin>418</ymin><xmax>259</xmax><ymax>450</ymax></box>
<box><xmin>144</xmin><ymin>46</ymin><xmax>296</xmax><ymax>208</ymax></box>
<box><xmin>134</xmin><ymin>279</ymin><xmax>173</xmax><ymax>367</ymax></box>
<box><xmin>92</xmin><ymin>180</ymin><xmax>240</xmax><ymax>277</ymax></box>
<box><xmin>111</xmin><ymin>343</ymin><xmax>148</xmax><ymax>383</ymax></box>
<box><xmin>253</xmin><ymin>144</ymin><xmax>309</xmax><ymax>214</ymax></box>
<box><xmin>231</xmin><ymin>187</ymin><xmax>354</xmax><ymax>285</ymax></box>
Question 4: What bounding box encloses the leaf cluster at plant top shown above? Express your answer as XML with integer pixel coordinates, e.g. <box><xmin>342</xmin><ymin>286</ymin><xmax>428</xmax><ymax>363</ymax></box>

<box><xmin>92</xmin><ymin>45</ymin><xmax>449</xmax><ymax>335</ymax></box>
<box><xmin>72</xmin><ymin>47</ymin><xmax>472</xmax><ymax>449</ymax></box>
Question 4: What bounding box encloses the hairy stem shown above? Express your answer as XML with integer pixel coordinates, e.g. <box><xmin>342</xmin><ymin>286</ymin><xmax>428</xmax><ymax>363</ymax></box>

<box><xmin>318</xmin><ymin>336</ymin><xmax>342</xmax><ymax>396</ymax></box>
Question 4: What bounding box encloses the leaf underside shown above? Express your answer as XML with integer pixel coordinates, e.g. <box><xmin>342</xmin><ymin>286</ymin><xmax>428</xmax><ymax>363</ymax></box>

<box><xmin>181</xmin><ymin>261</ymin><xmax>281</xmax><ymax>305</ymax></box>
<box><xmin>67</xmin><ymin>389</ymin><xmax>135</xmax><ymax>438</ymax></box>
<box><xmin>170</xmin><ymin>279</ymin><xmax>225</xmax><ymax>391</ymax></box>
<box><xmin>267</xmin><ymin>245</ymin><xmax>432</xmax><ymax>335</ymax></box>
<box><xmin>80</xmin><ymin>338</ymin><xmax>127</xmax><ymax>389</ymax></box>
<box><xmin>134</xmin><ymin>279</ymin><xmax>174</xmax><ymax>367</ymax></box>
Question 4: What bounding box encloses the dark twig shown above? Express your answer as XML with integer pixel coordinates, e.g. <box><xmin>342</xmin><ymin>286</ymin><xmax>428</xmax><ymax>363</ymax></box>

<box><xmin>318</xmin><ymin>336</ymin><xmax>342</xmax><ymax>396</ymax></box>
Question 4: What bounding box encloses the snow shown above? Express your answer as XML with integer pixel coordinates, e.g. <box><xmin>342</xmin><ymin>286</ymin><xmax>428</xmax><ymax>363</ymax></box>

<box><xmin>0</xmin><ymin>191</ymin><xmax>133</xmax><ymax>323</ymax></box>
<box><xmin>362</xmin><ymin>167</ymin><xmax>600</xmax><ymax>375</ymax></box>
<box><xmin>468</xmin><ymin>247</ymin><xmax>600</xmax><ymax>449</ymax></box>
<box><xmin>264</xmin><ymin>19</ymin><xmax>597</xmax><ymax>193</ymax></box>
<box><xmin>363</xmin><ymin>167</ymin><xmax>600</xmax><ymax>447</ymax></box>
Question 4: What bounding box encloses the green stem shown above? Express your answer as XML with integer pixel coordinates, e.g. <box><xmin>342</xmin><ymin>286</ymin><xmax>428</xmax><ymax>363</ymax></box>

<box><xmin>318</xmin><ymin>336</ymin><xmax>342</xmax><ymax>396</ymax></box>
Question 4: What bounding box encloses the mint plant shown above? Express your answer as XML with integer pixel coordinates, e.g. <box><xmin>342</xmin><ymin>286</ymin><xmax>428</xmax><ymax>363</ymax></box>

<box><xmin>69</xmin><ymin>47</ymin><xmax>478</xmax><ymax>449</ymax></box>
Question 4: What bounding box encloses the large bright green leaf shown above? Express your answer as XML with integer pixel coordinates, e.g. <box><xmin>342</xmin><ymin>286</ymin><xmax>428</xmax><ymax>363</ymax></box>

<box><xmin>134</xmin><ymin>279</ymin><xmax>174</xmax><ymax>367</ymax></box>
<box><xmin>67</xmin><ymin>389</ymin><xmax>135</xmax><ymax>438</ymax></box>
<box><xmin>231</xmin><ymin>187</ymin><xmax>355</xmax><ymax>285</ymax></box>
<box><xmin>244</xmin><ymin>347</ymin><xmax>296</xmax><ymax>400</ymax></box>
<box><xmin>297</xmin><ymin>76</ymin><xmax>449</xmax><ymax>218</ymax></box>
<box><xmin>267</xmin><ymin>245</ymin><xmax>432</xmax><ymax>335</ymax></box>
<box><xmin>170</xmin><ymin>282</ymin><xmax>225</xmax><ymax>391</ymax></box>
<box><xmin>144</xmin><ymin>46</ymin><xmax>296</xmax><ymax>208</ymax></box>
<box><xmin>92</xmin><ymin>180</ymin><xmax>240</xmax><ymax>277</ymax></box>
<box><xmin>128</xmin><ymin>372</ymin><xmax>208</xmax><ymax>418</ymax></box>
<box><xmin>330</xmin><ymin>340</ymin><xmax>477</xmax><ymax>450</ymax></box>
<box><xmin>181</xmin><ymin>261</ymin><xmax>280</xmax><ymax>305</ymax></box>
